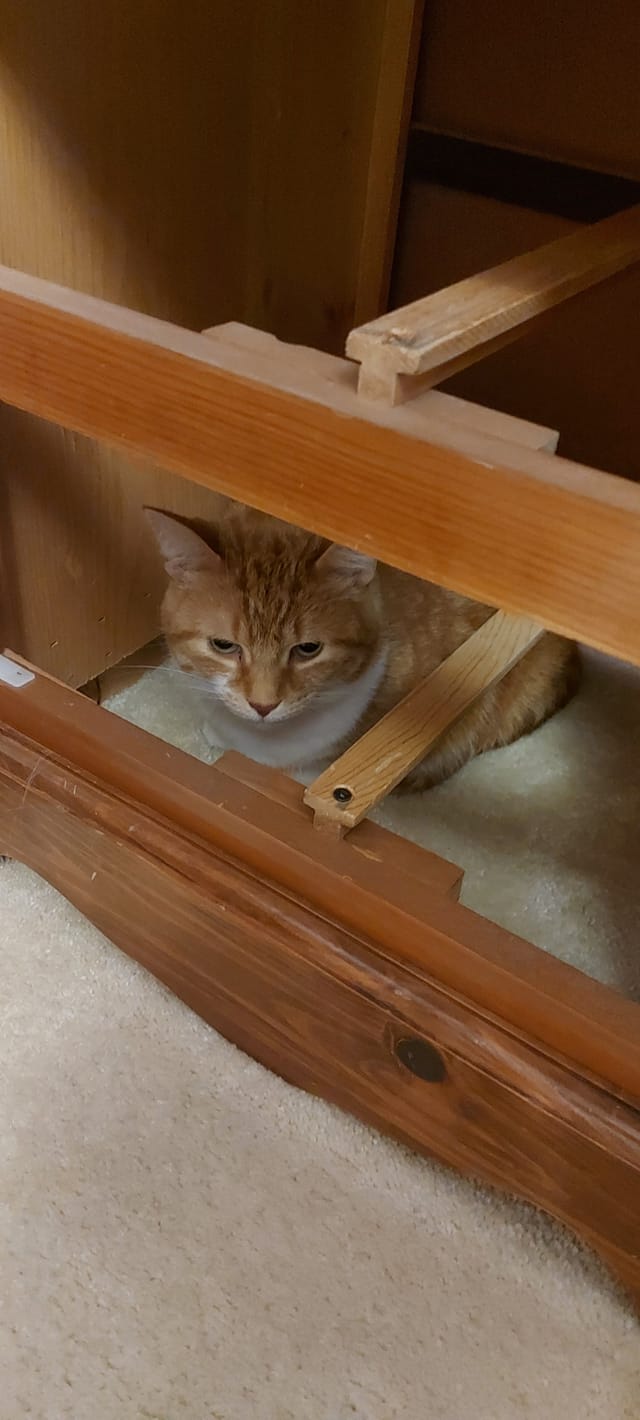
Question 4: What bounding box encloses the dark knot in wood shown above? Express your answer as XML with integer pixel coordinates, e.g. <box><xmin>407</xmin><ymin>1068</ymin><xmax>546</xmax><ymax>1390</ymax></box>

<box><xmin>395</xmin><ymin>1036</ymin><xmax>447</xmax><ymax>1083</ymax></box>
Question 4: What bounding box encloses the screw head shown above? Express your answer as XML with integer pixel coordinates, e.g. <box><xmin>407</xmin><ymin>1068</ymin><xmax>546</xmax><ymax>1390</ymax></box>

<box><xmin>332</xmin><ymin>785</ymin><xmax>353</xmax><ymax>804</ymax></box>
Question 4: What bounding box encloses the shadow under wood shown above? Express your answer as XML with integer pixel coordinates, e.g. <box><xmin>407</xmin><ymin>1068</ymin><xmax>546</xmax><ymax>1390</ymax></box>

<box><xmin>0</xmin><ymin>467</ymin><xmax>25</xmax><ymax>655</ymax></box>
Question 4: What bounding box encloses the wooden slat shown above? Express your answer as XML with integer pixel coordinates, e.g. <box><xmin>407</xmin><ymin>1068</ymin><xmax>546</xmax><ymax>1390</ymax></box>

<box><xmin>304</xmin><ymin>612</ymin><xmax>543</xmax><ymax>831</ymax></box>
<box><xmin>347</xmin><ymin>204</ymin><xmax>640</xmax><ymax>401</ymax></box>
<box><xmin>0</xmin><ymin>265</ymin><xmax>639</xmax><ymax>662</ymax></box>
<box><xmin>0</xmin><ymin>653</ymin><xmax>464</xmax><ymax>907</ymax></box>
<box><xmin>389</xmin><ymin>183</ymin><xmax>640</xmax><ymax>479</ymax></box>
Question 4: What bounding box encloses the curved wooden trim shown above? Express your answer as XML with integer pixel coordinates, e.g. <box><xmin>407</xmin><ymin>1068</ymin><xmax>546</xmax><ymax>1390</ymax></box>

<box><xmin>0</xmin><ymin>684</ymin><xmax>638</xmax><ymax>1313</ymax></box>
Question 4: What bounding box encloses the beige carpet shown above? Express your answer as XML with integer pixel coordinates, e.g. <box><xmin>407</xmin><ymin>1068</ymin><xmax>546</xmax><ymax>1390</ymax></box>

<box><xmin>2</xmin><ymin>649</ymin><xmax>639</xmax><ymax>1418</ymax></box>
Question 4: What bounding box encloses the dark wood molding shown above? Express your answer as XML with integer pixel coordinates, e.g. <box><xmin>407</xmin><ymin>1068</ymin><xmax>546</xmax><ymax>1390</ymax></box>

<box><xmin>0</xmin><ymin>662</ymin><xmax>638</xmax><ymax>1312</ymax></box>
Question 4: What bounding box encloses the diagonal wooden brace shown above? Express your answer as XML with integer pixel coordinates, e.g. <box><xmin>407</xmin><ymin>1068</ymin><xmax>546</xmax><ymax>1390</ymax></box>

<box><xmin>304</xmin><ymin>611</ymin><xmax>543</xmax><ymax>834</ymax></box>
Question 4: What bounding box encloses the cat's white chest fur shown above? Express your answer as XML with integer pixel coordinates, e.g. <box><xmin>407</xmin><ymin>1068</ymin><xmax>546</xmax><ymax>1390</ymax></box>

<box><xmin>198</xmin><ymin>651</ymin><xmax>387</xmax><ymax>771</ymax></box>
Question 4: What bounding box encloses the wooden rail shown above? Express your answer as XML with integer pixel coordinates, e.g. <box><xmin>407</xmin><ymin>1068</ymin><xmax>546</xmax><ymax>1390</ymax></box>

<box><xmin>0</xmin><ymin>657</ymin><xmax>638</xmax><ymax>1104</ymax></box>
<box><xmin>0</xmin><ymin>264</ymin><xmax>639</xmax><ymax>663</ymax></box>
<box><xmin>347</xmin><ymin>204</ymin><xmax>640</xmax><ymax>402</ymax></box>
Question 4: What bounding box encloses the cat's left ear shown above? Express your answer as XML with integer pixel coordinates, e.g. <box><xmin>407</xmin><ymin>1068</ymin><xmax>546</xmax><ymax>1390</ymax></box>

<box><xmin>144</xmin><ymin>508</ymin><xmax>222</xmax><ymax>586</ymax></box>
<box><xmin>315</xmin><ymin>543</ymin><xmax>377</xmax><ymax>591</ymax></box>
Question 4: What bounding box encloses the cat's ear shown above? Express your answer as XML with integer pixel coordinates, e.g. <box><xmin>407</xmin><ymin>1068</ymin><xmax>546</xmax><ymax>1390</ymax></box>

<box><xmin>315</xmin><ymin>543</ymin><xmax>377</xmax><ymax>591</ymax></box>
<box><xmin>144</xmin><ymin>508</ymin><xmax>222</xmax><ymax>586</ymax></box>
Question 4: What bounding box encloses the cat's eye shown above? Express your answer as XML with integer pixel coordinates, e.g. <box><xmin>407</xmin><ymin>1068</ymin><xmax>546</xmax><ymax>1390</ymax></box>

<box><xmin>209</xmin><ymin>637</ymin><xmax>240</xmax><ymax>655</ymax></box>
<box><xmin>291</xmin><ymin>641</ymin><xmax>323</xmax><ymax>660</ymax></box>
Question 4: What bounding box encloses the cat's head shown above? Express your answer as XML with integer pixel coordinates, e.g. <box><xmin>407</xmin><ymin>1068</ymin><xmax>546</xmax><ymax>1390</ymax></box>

<box><xmin>145</xmin><ymin>508</ymin><xmax>381</xmax><ymax>724</ymax></box>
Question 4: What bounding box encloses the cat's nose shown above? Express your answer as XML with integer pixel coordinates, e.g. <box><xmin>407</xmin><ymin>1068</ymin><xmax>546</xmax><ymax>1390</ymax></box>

<box><xmin>249</xmin><ymin>700</ymin><xmax>280</xmax><ymax>719</ymax></box>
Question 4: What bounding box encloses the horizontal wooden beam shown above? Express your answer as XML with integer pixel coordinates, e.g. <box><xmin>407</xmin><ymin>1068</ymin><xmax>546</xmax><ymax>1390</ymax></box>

<box><xmin>0</xmin><ymin>265</ymin><xmax>639</xmax><ymax>662</ymax></box>
<box><xmin>201</xmin><ymin>320</ymin><xmax>560</xmax><ymax>448</ymax></box>
<box><xmin>347</xmin><ymin>204</ymin><xmax>640</xmax><ymax>399</ymax></box>
<box><xmin>1</xmin><ymin>652</ymin><xmax>639</xmax><ymax>1103</ymax></box>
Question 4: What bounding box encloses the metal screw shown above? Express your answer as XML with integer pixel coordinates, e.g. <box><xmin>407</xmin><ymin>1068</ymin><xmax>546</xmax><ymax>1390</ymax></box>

<box><xmin>332</xmin><ymin>786</ymin><xmax>353</xmax><ymax>804</ymax></box>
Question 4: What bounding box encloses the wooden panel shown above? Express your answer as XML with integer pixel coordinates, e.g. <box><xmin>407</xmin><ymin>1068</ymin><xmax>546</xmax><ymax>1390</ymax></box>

<box><xmin>0</xmin><ymin>418</ymin><xmax>230</xmax><ymax>686</ymax></box>
<box><xmin>414</xmin><ymin>0</ymin><xmax>640</xmax><ymax>178</ymax></box>
<box><xmin>304</xmin><ymin>613</ymin><xmax>543</xmax><ymax>832</ymax></box>
<box><xmin>350</xmin><ymin>205</ymin><xmax>640</xmax><ymax>401</ymax></box>
<box><xmin>245</xmin><ymin>0</ymin><xmax>422</xmax><ymax>348</ymax></box>
<box><xmin>0</xmin><ymin>668</ymin><xmax>638</xmax><ymax>1306</ymax></box>
<box><xmin>0</xmin><ymin>0</ymin><xmax>420</xmax><ymax>682</ymax></box>
<box><xmin>0</xmin><ymin>0</ymin><xmax>254</xmax><ymax>682</ymax></box>
<box><xmin>2</xmin><ymin>659</ymin><xmax>640</xmax><ymax>1101</ymax></box>
<box><xmin>351</xmin><ymin>0</ymin><xmax>425</xmax><ymax>326</ymax></box>
<box><xmin>0</xmin><ymin>267</ymin><xmax>638</xmax><ymax>662</ymax></box>
<box><xmin>392</xmin><ymin>183</ymin><xmax>640</xmax><ymax>481</ymax></box>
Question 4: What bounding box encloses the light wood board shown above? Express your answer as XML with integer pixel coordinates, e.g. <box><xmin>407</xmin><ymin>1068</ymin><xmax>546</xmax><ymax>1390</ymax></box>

<box><xmin>304</xmin><ymin>612</ymin><xmax>544</xmax><ymax>831</ymax></box>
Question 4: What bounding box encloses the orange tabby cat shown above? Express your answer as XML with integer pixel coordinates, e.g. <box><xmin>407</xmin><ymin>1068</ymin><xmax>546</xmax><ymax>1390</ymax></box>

<box><xmin>146</xmin><ymin>505</ymin><xmax>579</xmax><ymax>788</ymax></box>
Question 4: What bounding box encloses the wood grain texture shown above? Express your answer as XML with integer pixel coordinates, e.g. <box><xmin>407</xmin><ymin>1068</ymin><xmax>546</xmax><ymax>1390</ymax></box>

<box><xmin>242</xmin><ymin>0</ymin><xmax>421</xmax><ymax>353</ymax></box>
<box><xmin>0</xmin><ymin>0</ymin><xmax>418</xmax><ymax>680</ymax></box>
<box><xmin>347</xmin><ymin>204</ymin><xmax>640</xmax><ymax>400</ymax></box>
<box><xmin>304</xmin><ymin>612</ymin><xmax>543</xmax><ymax>830</ymax></box>
<box><xmin>0</xmin><ymin>269</ymin><xmax>638</xmax><ymax>663</ymax></box>
<box><xmin>0</xmin><ymin>0</ymin><xmax>256</xmax><ymax>682</ymax></box>
<box><xmin>0</xmin><ymin>669</ymin><xmax>638</xmax><ymax>1310</ymax></box>
<box><xmin>351</xmin><ymin>0</ymin><xmax>425</xmax><ymax>327</ymax></box>
<box><xmin>2</xmin><ymin>657</ymin><xmax>640</xmax><ymax>1104</ymax></box>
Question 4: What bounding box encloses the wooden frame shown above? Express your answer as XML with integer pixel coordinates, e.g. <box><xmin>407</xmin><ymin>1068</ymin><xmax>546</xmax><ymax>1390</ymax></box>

<box><xmin>1</xmin><ymin>260</ymin><xmax>639</xmax><ymax>662</ymax></box>
<box><xmin>348</xmin><ymin>204</ymin><xmax>640</xmax><ymax>400</ymax></box>
<box><xmin>1</xmin><ymin>208</ymin><xmax>639</xmax><ymax>1308</ymax></box>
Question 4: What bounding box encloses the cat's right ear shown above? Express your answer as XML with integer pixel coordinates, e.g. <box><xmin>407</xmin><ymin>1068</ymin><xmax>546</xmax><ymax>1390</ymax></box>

<box><xmin>314</xmin><ymin>542</ymin><xmax>377</xmax><ymax>591</ymax></box>
<box><xmin>144</xmin><ymin>508</ymin><xmax>222</xmax><ymax>586</ymax></box>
